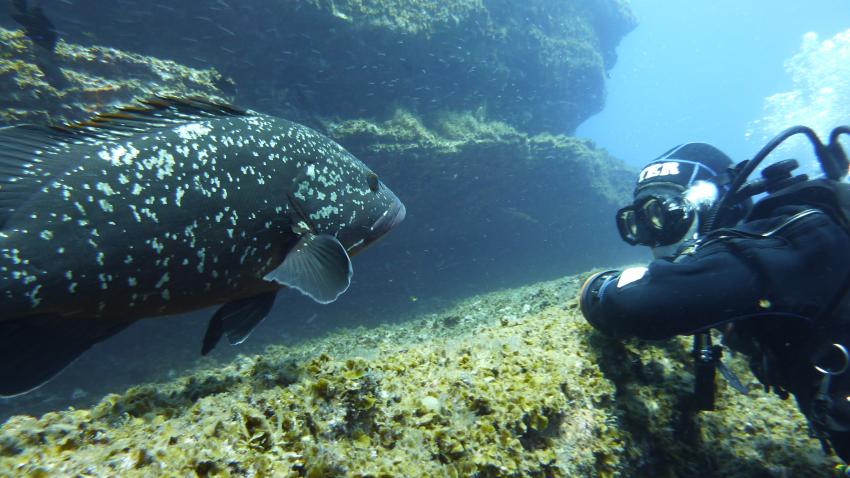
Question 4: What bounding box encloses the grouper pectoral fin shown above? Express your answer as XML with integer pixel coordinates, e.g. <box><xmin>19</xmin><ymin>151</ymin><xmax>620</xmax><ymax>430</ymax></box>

<box><xmin>263</xmin><ymin>233</ymin><xmax>353</xmax><ymax>304</ymax></box>
<box><xmin>201</xmin><ymin>290</ymin><xmax>278</xmax><ymax>356</ymax></box>
<box><xmin>0</xmin><ymin>314</ymin><xmax>132</xmax><ymax>397</ymax></box>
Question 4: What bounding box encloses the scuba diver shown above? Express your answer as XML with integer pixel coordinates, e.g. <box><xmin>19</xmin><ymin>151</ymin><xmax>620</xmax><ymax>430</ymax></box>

<box><xmin>612</xmin><ymin>141</ymin><xmax>750</xmax><ymax>259</ymax></box>
<box><xmin>580</xmin><ymin>126</ymin><xmax>850</xmax><ymax>462</ymax></box>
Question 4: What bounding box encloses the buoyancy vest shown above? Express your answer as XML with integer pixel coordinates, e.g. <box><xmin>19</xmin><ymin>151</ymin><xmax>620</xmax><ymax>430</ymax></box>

<box><xmin>734</xmin><ymin>178</ymin><xmax>850</xmax><ymax>450</ymax></box>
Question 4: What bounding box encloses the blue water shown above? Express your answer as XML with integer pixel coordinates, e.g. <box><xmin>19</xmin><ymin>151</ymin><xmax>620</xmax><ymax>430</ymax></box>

<box><xmin>578</xmin><ymin>0</ymin><xmax>850</xmax><ymax>167</ymax></box>
<box><xmin>0</xmin><ymin>0</ymin><xmax>848</xmax><ymax>425</ymax></box>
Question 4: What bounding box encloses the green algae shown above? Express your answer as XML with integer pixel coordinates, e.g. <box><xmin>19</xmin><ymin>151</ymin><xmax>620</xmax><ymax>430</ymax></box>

<box><xmin>307</xmin><ymin>0</ymin><xmax>487</xmax><ymax>36</ymax></box>
<box><xmin>326</xmin><ymin>109</ymin><xmax>633</xmax><ymax>206</ymax></box>
<box><xmin>255</xmin><ymin>0</ymin><xmax>634</xmax><ymax>134</ymax></box>
<box><xmin>0</xmin><ymin>272</ymin><xmax>834</xmax><ymax>477</ymax></box>
<box><xmin>0</xmin><ymin>27</ymin><xmax>230</xmax><ymax>126</ymax></box>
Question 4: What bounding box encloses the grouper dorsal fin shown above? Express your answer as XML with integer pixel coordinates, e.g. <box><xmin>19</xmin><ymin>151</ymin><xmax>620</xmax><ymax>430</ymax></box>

<box><xmin>47</xmin><ymin>95</ymin><xmax>247</xmax><ymax>142</ymax></box>
<box><xmin>264</xmin><ymin>233</ymin><xmax>353</xmax><ymax>304</ymax></box>
<box><xmin>0</xmin><ymin>96</ymin><xmax>244</xmax><ymax>229</ymax></box>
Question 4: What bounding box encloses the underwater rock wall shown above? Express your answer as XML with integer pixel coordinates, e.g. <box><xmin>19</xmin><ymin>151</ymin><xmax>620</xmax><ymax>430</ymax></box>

<box><xmin>5</xmin><ymin>0</ymin><xmax>636</xmax><ymax>134</ymax></box>
<box><xmin>0</xmin><ymin>274</ymin><xmax>832</xmax><ymax>476</ymax></box>
<box><xmin>0</xmin><ymin>28</ymin><xmax>229</xmax><ymax>125</ymax></box>
<box><xmin>322</xmin><ymin>110</ymin><xmax>636</xmax><ymax>311</ymax></box>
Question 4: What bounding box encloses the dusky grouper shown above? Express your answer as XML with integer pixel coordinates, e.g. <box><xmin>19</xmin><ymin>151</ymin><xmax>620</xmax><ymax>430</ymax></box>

<box><xmin>0</xmin><ymin>97</ymin><xmax>405</xmax><ymax>396</ymax></box>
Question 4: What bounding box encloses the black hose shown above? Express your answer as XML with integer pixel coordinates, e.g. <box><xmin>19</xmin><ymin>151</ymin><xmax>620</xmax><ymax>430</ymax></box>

<box><xmin>824</xmin><ymin>126</ymin><xmax>850</xmax><ymax>180</ymax></box>
<box><xmin>831</xmin><ymin>126</ymin><xmax>850</xmax><ymax>144</ymax></box>
<box><xmin>701</xmin><ymin>126</ymin><xmax>823</xmax><ymax>232</ymax></box>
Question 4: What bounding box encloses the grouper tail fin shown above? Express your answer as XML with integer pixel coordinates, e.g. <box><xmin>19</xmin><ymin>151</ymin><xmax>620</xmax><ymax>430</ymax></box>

<box><xmin>0</xmin><ymin>315</ymin><xmax>132</xmax><ymax>397</ymax></box>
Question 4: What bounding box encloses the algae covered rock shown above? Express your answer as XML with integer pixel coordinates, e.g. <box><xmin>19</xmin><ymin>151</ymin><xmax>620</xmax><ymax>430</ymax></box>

<box><xmin>0</xmin><ymin>27</ymin><xmax>230</xmax><ymax>126</ymax></box>
<box><xmin>0</xmin><ymin>273</ymin><xmax>834</xmax><ymax>477</ymax></box>
<box><xmin>322</xmin><ymin>109</ymin><xmax>636</xmax><ymax>309</ymax></box>
<box><xmin>2</xmin><ymin>0</ymin><xmax>636</xmax><ymax>134</ymax></box>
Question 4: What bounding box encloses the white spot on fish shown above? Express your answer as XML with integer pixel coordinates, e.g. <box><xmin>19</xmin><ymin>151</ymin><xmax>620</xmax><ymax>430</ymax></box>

<box><xmin>150</xmin><ymin>237</ymin><xmax>165</xmax><ymax>254</ymax></box>
<box><xmin>98</xmin><ymin>199</ymin><xmax>114</xmax><ymax>212</ymax></box>
<box><xmin>98</xmin><ymin>273</ymin><xmax>110</xmax><ymax>288</ymax></box>
<box><xmin>140</xmin><ymin>149</ymin><xmax>177</xmax><ymax>180</ymax></box>
<box><xmin>196</xmin><ymin>248</ymin><xmax>206</xmax><ymax>273</ymax></box>
<box><xmin>155</xmin><ymin>272</ymin><xmax>169</xmax><ymax>289</ymax></box>
<box><xmin>139</xmin><ymin>207</ymin><xmax>159</xmax><ymax>223</ymax></box>
<box><xmin>98</xmin><ymin>144</ymin><xmax>139</xmax><ymax>167</ymax></box>
<box><xmin>174</xmin><ymin>123</ymin><xmax>212</xmax><ymax>141</ymax></box>
<box><xmin>128</xmin><ymin>205</ymin><xmax>142</xmax><ymax>223</ymax></box>
<box><xmin>96</xmin><ymin>182</ymin><xmax>116</xmax><ymax>196</ymax></box>
<box><xmin>26</xmin><ymin>285</ymin><xmax>42</xmax><ymax>307</ymax></box>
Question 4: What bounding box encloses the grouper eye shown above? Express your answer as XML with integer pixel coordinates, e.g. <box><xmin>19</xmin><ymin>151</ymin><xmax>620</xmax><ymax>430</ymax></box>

<box><xmin>367</xmin><ymin>172</ymin><xmax>379</xmax><ymax>192</ymax></box>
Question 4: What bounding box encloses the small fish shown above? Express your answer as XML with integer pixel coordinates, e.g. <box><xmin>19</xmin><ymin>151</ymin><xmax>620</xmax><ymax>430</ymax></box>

<box><xmin>10</xmin><ymin>0</ymin><xmax>58</xmax><ymax>51</ymax></box>
<box><xmin>501</xmin><ymin>207</ymin><xmax>540</xmax><ymax>225</ymax></box>
<box><xmin>0</xmin><ymin>97</ymin><xmax>405</xmax><ymax>396</ymax></box>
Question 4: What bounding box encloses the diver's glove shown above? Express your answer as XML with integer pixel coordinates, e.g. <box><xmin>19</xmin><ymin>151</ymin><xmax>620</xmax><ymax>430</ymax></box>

<box><xmin>579</xmin><ymin>270</ymin><xmax>621</xmax><ymax>330</ymax></box>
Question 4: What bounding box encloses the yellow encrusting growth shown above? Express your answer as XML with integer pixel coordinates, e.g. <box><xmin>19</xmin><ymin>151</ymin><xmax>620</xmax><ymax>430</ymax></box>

<box><xmin>0</xmin><ymin>27</ymin><xmax>231</xmax><ymax>126</ymax></box>
<box><xmin>0</xmin><ymin>273</ymin><xmax>835</xmax><ymax>476</ymax></box>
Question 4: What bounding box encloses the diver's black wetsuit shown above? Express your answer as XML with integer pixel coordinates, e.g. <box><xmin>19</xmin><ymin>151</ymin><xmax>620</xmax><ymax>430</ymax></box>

<box><xmin>583</xmin><ymin>180</ymin><xmax>850</xmax><ymax>460</ymax></box>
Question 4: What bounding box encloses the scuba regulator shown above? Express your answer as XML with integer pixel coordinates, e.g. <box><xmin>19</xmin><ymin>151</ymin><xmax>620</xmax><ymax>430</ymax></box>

<box><xmin>692</xmin><ymin>125</ymin><xmax>850</xmax><ymax>411</ymax></box>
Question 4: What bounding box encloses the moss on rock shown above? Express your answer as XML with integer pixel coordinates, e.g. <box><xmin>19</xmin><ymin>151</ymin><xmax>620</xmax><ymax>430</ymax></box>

<box><xmin>0</xmin><ymin>273</ymin><xmax>834</xmax><ymax>477</ymax></box>
<box><xmin>0</xmin><ymin>27</ymin><xmax>230</xmax><ymax>126</ymax></box>
<box><xmin>23</xmin><ymin>0</ymin><xmax>635</xmax><ymax>134</ymax></box>
<box><xmin>326</xmin><ymin>108</ymin><xmax>633</xmax><ymax>206</ymax></box>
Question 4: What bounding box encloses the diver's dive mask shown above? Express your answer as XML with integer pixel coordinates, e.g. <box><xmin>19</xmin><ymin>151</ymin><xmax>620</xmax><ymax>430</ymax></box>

<box><xmin>616</xmin><ymin>191</ymin><xmax>695</xmax><ymax>247</ymax></box>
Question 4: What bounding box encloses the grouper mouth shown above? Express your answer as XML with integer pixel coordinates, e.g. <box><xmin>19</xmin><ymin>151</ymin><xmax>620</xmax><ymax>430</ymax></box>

<box><xmin>347</xmin><ymin>198</ymin><xmax>406</xmax><ymax>256</ymax></box>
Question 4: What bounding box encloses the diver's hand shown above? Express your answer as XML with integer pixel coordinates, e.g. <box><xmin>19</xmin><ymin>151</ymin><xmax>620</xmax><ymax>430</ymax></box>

<box><xmin>579</xmin><ymin>270</ymin><xmax>620</xmax><ymax>322</ymax></box>
<box><xmin>579</xmin><ymin>267</ymin><xmax>651</xmax><ymax>337</ymax></box>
